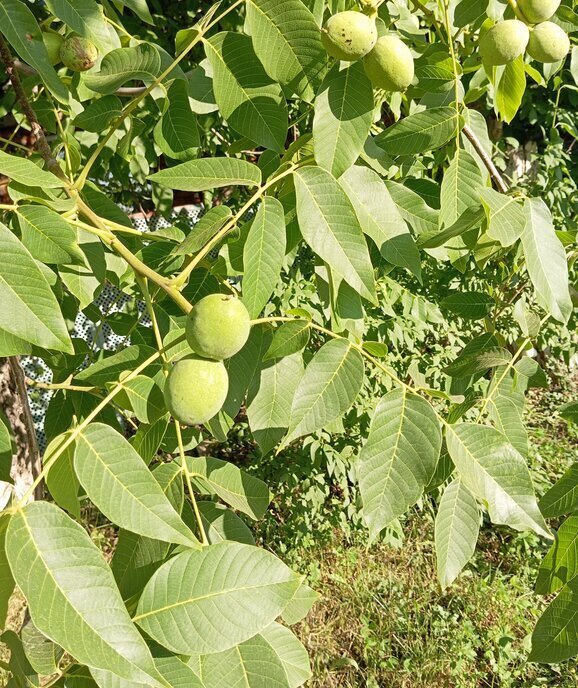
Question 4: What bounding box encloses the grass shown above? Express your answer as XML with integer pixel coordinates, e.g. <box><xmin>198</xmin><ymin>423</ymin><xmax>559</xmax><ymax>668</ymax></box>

<box><xmin>290</xmin><ymin>519</ymin><xmax>577</xmax><ymax>687</ymax></box>
<box><xmin>281</xmin><ymin>371</ymin><xmax>578</xmax><ymax>687</ymax></box>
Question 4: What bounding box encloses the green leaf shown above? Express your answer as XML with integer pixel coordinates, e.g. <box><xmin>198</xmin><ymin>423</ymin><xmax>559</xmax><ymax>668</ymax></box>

<box><xmin>196</xmin><ymin>501</ymin><xmax>255</xmax><ymax>545</ymax></box>
<box><xmin>44</xmin><ymin>0</ymin><xmax>119</xmax><ymax>53</ymax></box>
<box><xmin>17</xmin><ymin>205</ymin><xmax>83</xmax><ymax>264</ymax></box>
<box><xmin>74</xmin><ymin>423</ymin><xmax>198</xmax><ymax>547</ymax></box>
<box><xmin>418</xmin><ymin>205</ymin><xmax>484</xmax><ymax>250</ymax></box>
<box><xmin>111</xmin><ymin>462</ymin><xmax>183</xmax><ymax>600</ymax></box>
<box><xmin>385</xmin><ymin>181</ymin><xmax>439</xmax><ymax>236</ymax></box>
<box><xmin>205</xmin><ymin>32</ymin><xmax>288</xmax><ymax>152</ymax></box>
<box><xmin>198</xmin><ymin>632</ymin><xmax>290</xmax><ymax>688</ymax></box>
<box><xmin>43</xmin><ymin>433</ymin><xmax>81</xmax><ymax>518</ymax></box>
<box><xmin>59</xmin><ymin>228</ymin><xmax>106</xmax><ymax>308</ymax></box>
<box><xmin>487</xmin><ymin>370</ymin><xmax>528</xmax><ymax>455</ymax></box>
<box><xmin>441</xmin><ymin>291</ymin><xmax>494</xmax><ymax>320</ymax></box>
<box><xmin>513</xmin><ymin>296</ymin><xmax>541</xmax><ymax>338</ymax></box>
<box><xmin>282</xmin><ymin>582</ymin><xmax>319</xmax><ymax>626</ymax></box>
<box><xmin>455</xmin><ymin>0</ymin><xmax>489</xmax><ymax>26</ymax></box>
<box><xmin>560</xmin><ymin>401</ymin><xmax>578</xmax><ymax>424</ymax></box>
<box><xmin>444</xmin><ymin>345</ymin><xmax>511</xmax><ymax>378</ymax></box>
<box><xmin>0</xmin><ymin>0</ymin><xmax>68</xmax><ymax>103</ymax></box>
<box><xmin>188</xmin><ymin>62</ymin><xmax>218</xmax><ymax>114</ymax></box>
<box><xmin>514</xmin><ymin>357</ymin><xmax>548</xmax><ymax>389</ymax></box>
<box><xmin>282</xmin><ymin>338</ymin><xmax>364</xmax><ymax>446</ymax></box>
<box><xmin>259</xmin><ymin>623</ymin><xmax>311</xmax><ymax>687</ymax></box>
<box><xmin>187</xmin><ymin>455</ymin><xmax>271</xmax><ymax>520</ymax></box>
<box><xmin>0</xmin><ymin>150</ymin><xmax>64</xmax><ymax>189</ymax></box>
<box><xmin>207</xmin><ymin>325</ymin><xmax>270</xmax><ymax>440</ymax></box>
<box><xmin>175</xmin><ymin>206</ymin><xmax>232</xmax><ymax>256</ymax></box>
<box><xmin>375</xmin><ymin>107</ymin><xmax>461</xmax><ymax>156</ymax></box>
<box><xmin>6</xmin><ymin>502</ymin><xmax>166</xmax><ymax>686</ymax></box>
<box><xmin>339</xmin><ymin>166</ymin><xmax>421</xmax><ymax>279</ymax></box>
<box><xmin>91</xmin><ymin>654</ymin><xmax>205</xmax><ymax>688</ymax></box>
<box><xmin>530</xmin><ymin>575</ymin><xmax>578</xmax><ymax>663</ymax></box>
<box><xmin>540</xmin><ymin>463</ymin><xmax>578</xmax><ymax>518</ymax></box>
<box><xmin>435</xmin><ymin>479</ymin><xmax>480</xmax><ymax>589</ymax></box>
<box><xmin>135</xmin><ymin>542</ymin><xmax>302</xmax><ymax>654</ymax></box>
<box><xmin>0</xmin><ymin>221</ymin><xmax>72</xmax><ymax>352</ymax></box>
<box><xmin>150</xmin><ymin>157</ymin><xmax>262</xmax><ymax>191</ymax></box>
<box><xmin>0</xmin><ymin>514</ymin><xmax>15</xmax><ymax>629</ymax></box>
<box><xmin>357</xmin><ymin>388</ymin><xmax>442</xmax><ymax>538</ymax></box>
<box><xmin>74</xmin><ymin>95</ymin><xmax>123</xmax><ymax>132</ymax></box>
<box><xmin>312</xmin><ymin>62</ymin><xmax>374</xmax><ymax>178</ymax></box>
<box><xmin>415</xmin><ymin>61</ymin><xmax>455</xmax><ymax>93</ymax></box>
<box><xmin>0</xmin><ymin>328</ymin><xmax>32</xmax><ymax>357</ymax></box>
<box><xmin>0</xmin><ymin>413</ymin><xmax>13</xmax><ymax>484</ymax></box>
<box><xmin>264</xmin><ymin>320</ymin><xmax>310</xmax><ymax>360</ymax></box>
<box><xmin>118</xmin><ymin>0</ymin><xmax>154</xmax><ymax>24</ymax></box>
<box><xmin>242</xmin><ymin>197</ymin><xmax>286</xmax><ymax>318</ymax></box>
<box><xmin>445</xmin><ymin>423</ymin><xmax>550</xmax><ymax>537</ymax></box>
<box><xmin>21</xmin><ymin>619</ymin><xmax>63</xmax><ymax>676</ymax></box>
<box><xmin>199</xmin><ymin>623</ymin><xmax>310</xmax><ymax>688</ymax></box>
<box><xmin>85</xmin><ymin>44</ymin><xmax>162</xmax><ymax>94</ymax></box>
<box><xmin>155</xmin><ymin>79</ymin><xmax>200</xmax><ymax>160</ymax></box>
<box><xmin>495</xmin><ymin>56</ymin><xmax>526</xmax><ymax>124</ymax></box>
<box><xmin>520</xmin><ymin>198</ymin><xmax>572</xmax><ymax>323</ymax></box>
<box><xmin>479</xmin><ymin>187</ymin><xmax>525</xmax><ymax>247</ymax></box>
<box><xmin>1</xmin><ymin>629</ymin><xmax>39</xmax><ymax>687</ymax></box>
<box><xmin>439</xmin><ymin>148</ymin><xmax>484</xmax><ymax>228</ymax></box>
<box><xmin>75</xmin><ymin>345</ymin><xmax>156</xmax><ymax>386</ymax></box>
<box><xmin>293</xmin><ymin>166</ymin><xmax>376</xmax><ymax>302</ymax></box>
<box><xmin>122</xmin><ymin>375</ymin><xmax>166</xmax><ymax>424</ymax></box>
<box><xmin>362</xmin><ymin>341</ymin><xmax>388</xmax><ymax>357</ymax></box>
<box><xmin>247</xmin><ymin>353</ymin><xmax>304</xmax><ymax>454</ymax></box>
<box><xmin>131</xmin><ymin>416</ymin><xmax>169</xmax><ymax>464</ymax></box>
<box><xmin>536</xmin><ymin>516</ymin><xmax>578</xmax><ymax>595</ymax></box>
<box><xmin>245</xmin><ymin>0</ymin><xmax>325</xmax><ymax>100</ymax></box>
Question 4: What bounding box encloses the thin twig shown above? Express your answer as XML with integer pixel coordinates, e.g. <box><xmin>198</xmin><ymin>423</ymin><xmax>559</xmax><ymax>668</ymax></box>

<box><xmin>462</xmin><ymin>123</ymin><xmax>509</xmax><ymax>193</ymax></box>
<box><xmin>0</xmin><ymin>36</ymin><xmax>68</xmax><ymax>182</ymax></box>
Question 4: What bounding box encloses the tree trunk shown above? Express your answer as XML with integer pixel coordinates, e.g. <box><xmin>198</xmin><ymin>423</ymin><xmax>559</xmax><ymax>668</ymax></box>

<box><xmin>0</xmin><ymin>357</ymin><xmax>42</xmax><ymax>507</ymax></box>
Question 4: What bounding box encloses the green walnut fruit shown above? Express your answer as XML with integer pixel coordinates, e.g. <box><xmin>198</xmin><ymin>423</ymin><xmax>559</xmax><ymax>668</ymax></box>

<box><xmin>517</xmin><ymin>0</ymin><xmax>560</xmax><ymax>24</ymax></box>
<box><xmin>186</xmin><ymin>294</ymin><xmax>251</xmax><ymax>361</ymax></box>
<box><xmin>321</xmin><ymin>11</ymin><xmax>377</xmax><ymax>62</ymax></box>
<box><xmin>164</xmin><ymin>356</ymin><xmax>229</xmax><ymax>426</ymax></box>
<box><xmin>60</xmin><ymin>35</ymin><xmax>98</xmax><ymax>72</ymax></box>
<box><xmin>527</xmin><ymin>21</ymin><xmax>570</xmax><ymax>62</ymax></box>
<box><xmin>363</xmin><ymin>35</ymin><xmax>414</xmax><ymax>91</ymax></box>
<box><xmin>479</xmin><ymin>20</ymin><xmax>530</xmax><ymax>66</ymax></box>
<box><xmin>42</xmin><ymin>32</ymin><xmax>63</xmax><ymax>65</ymax></box>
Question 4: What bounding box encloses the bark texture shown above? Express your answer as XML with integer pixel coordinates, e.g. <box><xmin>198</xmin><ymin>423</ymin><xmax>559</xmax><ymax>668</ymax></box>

<box><xmin>0</xmin><ymin>357</ymin><xmax>42</xmax><ymax>506</ymax></box>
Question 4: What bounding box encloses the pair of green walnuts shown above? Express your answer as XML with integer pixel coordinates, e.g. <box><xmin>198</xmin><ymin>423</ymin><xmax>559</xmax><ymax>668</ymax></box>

<box><xmin>480</xmin><ymin>0</ymin><xmax>570</xmax><ymax>66</ymax></box>
<box><xmin>321</xmin><ymin>9</ymin><xmax>415</xmax><ymax>92</ymax></box>
<box><xmin>42</xmin><ymin>32</ymin><xmax>99</xmax><ymax>72</ymax></box>
<box><xmin>163</xmin><ymin>294</ymin><xmax>251</xmax><ymax>426</ymax></box>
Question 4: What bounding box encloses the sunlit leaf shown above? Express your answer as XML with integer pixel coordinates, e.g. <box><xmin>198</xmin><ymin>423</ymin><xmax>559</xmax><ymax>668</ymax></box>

<box><xmin>135</xmin><ymin>542</ymin><xmax>302</xmax><ymax>654</ymax></box>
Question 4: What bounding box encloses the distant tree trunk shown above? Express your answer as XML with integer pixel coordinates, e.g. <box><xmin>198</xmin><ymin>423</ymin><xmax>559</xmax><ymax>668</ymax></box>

<box><xmin>0</xmin><ymin>357</ymin><xmax>42</xmax><ymax>507</ymax></box>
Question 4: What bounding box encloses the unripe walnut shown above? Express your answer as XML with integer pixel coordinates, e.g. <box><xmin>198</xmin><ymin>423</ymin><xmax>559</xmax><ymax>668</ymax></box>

<box><xmin>517</xmin><ymin>0</ymin><xmax>560</xmax><ymax>24</ymax></box>
<box><xmin>527</xmin><ymin>21</ymin><xmax>569</xmax><ymax>62</ymax></box>
<box><xmin>42</xmin><ymin>32</ymin><xmax>64</xmax><ymax>66</ymax></box>
<box><xmin>60</xmin><ymin>35</ymin><xmax>98</xmax><ymax>72</ymax></box>
<box><xmin>363</xmin><ymin>35</ymin><xmax>414</xmax><ymax>91</ymax></box>
<box><xmin>321</xmin><ymin>11</ymin><xmax>377</xmax><ymax>62</ymax></box>
<box><xmin>479</xmin><ymin>20</ymin><xmax>529</xmax><ymax>66</ymax></box>
<box><xmin>186</xmin><ymin>294</ymin><xmax>251</xmax><ymax>361</ymax></box>
<box><xmin>164</xmin><ymin>356</ymin><xmax>229</xmax><ymax>426</ymax></box>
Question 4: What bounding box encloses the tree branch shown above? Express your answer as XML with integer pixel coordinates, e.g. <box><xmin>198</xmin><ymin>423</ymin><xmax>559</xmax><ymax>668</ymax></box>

<box><xmin>0</xmin><ymin>35</ymin><xmax>69</xmax><ymax>182</ymax></box>
<box><xmin>13</xmin><ymin>59</ymin><xmax>164</xmax><ymax>97</ymax></box>
<box><xmin>462</xmin><ymin>123</ymin><xmax>509</xmax><ymax>194</ymax></box>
